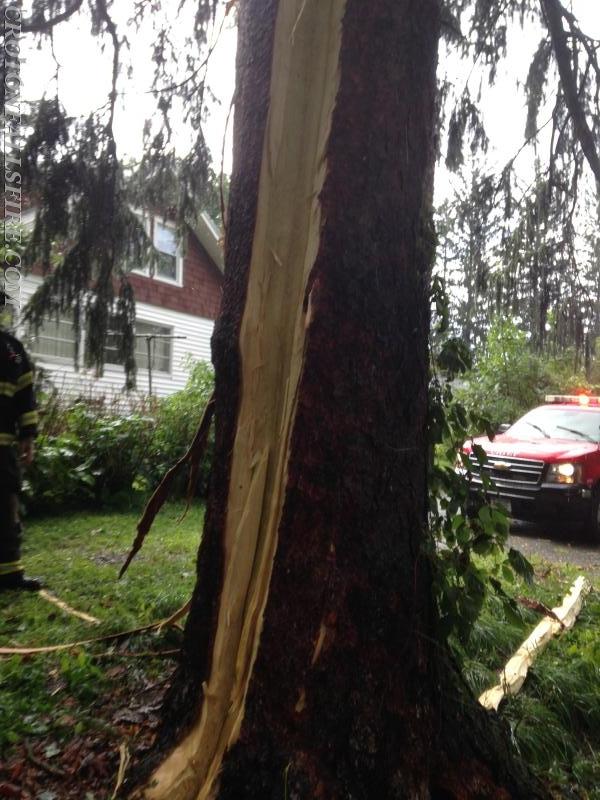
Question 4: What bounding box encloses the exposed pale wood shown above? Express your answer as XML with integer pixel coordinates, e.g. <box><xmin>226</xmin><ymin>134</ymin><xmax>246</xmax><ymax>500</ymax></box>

<box><xmin>112</xmin><ymin>742</ymin><xmax>132</xmax><ymax>800</ymax></box>
<box><xmin>37</xmin><ymin>589</ymin><xmax>101</xmax><ymax>624</ymax></box>
<box><xmin>140</xmin><ymin>2</ymin><xmax>347</xmax><ymax>798</ymax></box>
<box><xmin>479</xmin><ymin>576</ymin><xmax>592</xmax><ymax>712</ymax></box>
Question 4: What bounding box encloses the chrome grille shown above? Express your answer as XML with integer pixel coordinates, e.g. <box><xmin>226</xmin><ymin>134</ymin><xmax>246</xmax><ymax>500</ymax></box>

<box><xmin>467</xmin><ymin>454</ymin><xmax>545</xmax><ymax>500</ymax></box>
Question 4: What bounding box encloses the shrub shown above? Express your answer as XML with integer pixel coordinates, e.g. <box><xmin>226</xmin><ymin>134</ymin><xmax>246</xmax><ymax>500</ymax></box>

<box><xmin>457</xmin><ymin>318</ymin><xmax>552</xmax><ymax>427</ymax></box>
<box><xmin>142</xmin><ymin>359</ymin><xmax>214</xmax><ymax>496</ymax></box>
<box><xmin>23</xmin><ymin>360</ymin><xmax>214</xmax><ymax>514</ymax></box>
<box><xmin>24</xmin><ymin>404</ymin><xmax>155</xmax><ymax>513</ymax></box>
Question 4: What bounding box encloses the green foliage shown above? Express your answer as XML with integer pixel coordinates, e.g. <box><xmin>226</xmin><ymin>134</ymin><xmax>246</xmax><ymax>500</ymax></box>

<box><xmin>58</xmin><ymin>651</ymin><xmax>106</xmax><ymax>703</ymax></box>
<box><xmin>143</xmin><ymin>359</ymin><xmax>215</xmax><ymax>494</ymax></box>
<box><xmin>23</xmin><ymin>361</ymin><xmax>214</xmax><ymax>514</ymax></box>
<box><xmin>457</xmin><ymin>317</ymin><xmax>552</xmax><ymax>426</ymax></box>
<box><xmin>24</xmin><ymin>407</ymin><xmax>155</xmax><ymax>513</ymax></box>
<box><xmin>0</xmin><ymin>504</ymin><xmax>202</xmax><ymax>753</ymax></box>
<box><xmin>456</xmin><ymin>567</ymin><xmax>600</xmax><ymax>798</ymax></box>
<box><xmin>429</xmin><ymin>280</ymin><xmax>526</xmax><ymax>642</ymax></box>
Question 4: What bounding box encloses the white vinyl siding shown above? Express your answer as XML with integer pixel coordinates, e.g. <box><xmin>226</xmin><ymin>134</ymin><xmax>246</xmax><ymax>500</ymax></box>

<box><xmin>30</xmin><ymin>315</ymin><xmax>77</xmax><ymax>362</ymax></box>
<box><xmin>18</xmin><ymin>275</ymin><xmax>213</xmax><ymax>399</ymax></box>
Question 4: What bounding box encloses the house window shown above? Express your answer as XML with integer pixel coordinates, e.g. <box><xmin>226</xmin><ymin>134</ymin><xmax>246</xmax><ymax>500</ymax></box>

<box><xmin>105</xmin><ymin>319</ymin><xmax>172</xmax><ymax>373</ymax></box>
<box><xmin>131</xmin><ymin>214</ymin><xmax>182</xmax><ymax>284</ymax></box>
<box><xmin>153</xmin><ymin>221</ymin><xmax>179</xmax><ymax>281</ymax></box>
<box><xmin>30</xmin><ymin>315</ymin><xmax>77</xmax><ymax>361</ymax></box>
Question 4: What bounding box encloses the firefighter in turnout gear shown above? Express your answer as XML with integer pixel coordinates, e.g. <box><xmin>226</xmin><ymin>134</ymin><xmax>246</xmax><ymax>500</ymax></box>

<box><xmin>0</xmin><ymin>294</ymin><xmax>42</xmax><ymax>591</ymax></box>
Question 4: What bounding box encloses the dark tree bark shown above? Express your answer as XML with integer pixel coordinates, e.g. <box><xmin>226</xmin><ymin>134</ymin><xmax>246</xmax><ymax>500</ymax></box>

<box><xmin>130</xmin><ymin>2</ymin><xmax>552</xmax><ymax>798</ymax></box>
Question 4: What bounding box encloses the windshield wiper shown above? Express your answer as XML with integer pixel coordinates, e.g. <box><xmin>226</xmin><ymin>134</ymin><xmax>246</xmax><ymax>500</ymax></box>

<box><xmin>523</xmin><ymin>421</ymin><xmax>550</xmax><ymax>437</ymax></box>
<box><xmin>555</xmin><ymin>425</ymin><xmax>597</xmax><ymax>443</ymax></box>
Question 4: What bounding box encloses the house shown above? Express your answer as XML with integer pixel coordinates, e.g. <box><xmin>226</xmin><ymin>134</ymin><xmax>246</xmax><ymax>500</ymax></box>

<box><xmin>14</xmin><ymin>209</ymin><xmax>223</xmax><ymax>400</ymax></box>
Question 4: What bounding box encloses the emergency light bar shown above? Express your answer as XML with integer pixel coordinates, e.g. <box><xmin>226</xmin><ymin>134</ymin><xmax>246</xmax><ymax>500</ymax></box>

<box><xmin>545</xmin><ymin>394</ymin><xmax>600</xmax><ymax>406</ymax></box>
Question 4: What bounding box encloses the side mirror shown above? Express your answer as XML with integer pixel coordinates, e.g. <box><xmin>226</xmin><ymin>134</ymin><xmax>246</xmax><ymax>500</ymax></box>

<box><xmin>496</xmin><ymin>423</ymin><xmax>511</xmax><ymax>434</ymax></box>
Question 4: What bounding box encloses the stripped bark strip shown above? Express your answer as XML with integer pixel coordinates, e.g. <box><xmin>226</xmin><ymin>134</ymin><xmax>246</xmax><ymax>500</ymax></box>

<box><xmin>38</xmin><ymin>589</ymin><xmax>101</xmax><ymax>624</ymax></box>
<box><xmin>93</xmin><ymin>649</ymin><xmax>180</xmax><ymax>659</ymax></box>
<box><xmin>112</xmin><ymin>743</ymin><xmax>132</xmax><ymax>800</ymax></box>
<box><xmin>156</xmin><ymin>598</ymin><xmax>192</xmax><ymax>634</ymax></box>
<box><xmin>0</xmin><ymin>614</ymin><xmax>183</xmax><ymax>657</ymax></box>
<box><xmin>119</xmin><ymin>395</ymin><xmax>215</xmax><ymax>578</ymax></box>
<box><xmin>479</xmin><ymin>575</ymin><xmax>592</xmax><ymax>712</ymax></box>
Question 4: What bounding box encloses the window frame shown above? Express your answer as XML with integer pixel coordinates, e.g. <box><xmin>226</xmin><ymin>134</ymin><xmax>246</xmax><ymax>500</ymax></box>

<box><xmin>131</xmin><ymin>213</ymin><xmax>184</xmax><ymax>287</ymax></box>
<box><xmin>103</xmin><ymin>317</ymin><xmax>174</xmax><ymax>376</ymax></box>
<box><xmin>28</xmin><ymin>313</ymin><xmax>81</xmax><ymax>365</ymax></box>
<box><xmin>133</xmin><ymin>320</ymin><xmax>174</xmax><ymax>375</ymax></box>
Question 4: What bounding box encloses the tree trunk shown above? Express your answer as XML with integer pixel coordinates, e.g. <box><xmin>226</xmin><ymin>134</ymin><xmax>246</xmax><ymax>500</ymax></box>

<box><xmin>131</xmin><ymin>2</ymin><xmax>551</xmax><ymax>798</ymax></box>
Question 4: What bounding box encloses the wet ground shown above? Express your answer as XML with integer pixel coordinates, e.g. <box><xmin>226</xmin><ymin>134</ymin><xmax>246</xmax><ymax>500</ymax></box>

<box><xmin>509</xmin><ymin>519</ymin><xmax>600</xmax><ymax>576</ymax></box>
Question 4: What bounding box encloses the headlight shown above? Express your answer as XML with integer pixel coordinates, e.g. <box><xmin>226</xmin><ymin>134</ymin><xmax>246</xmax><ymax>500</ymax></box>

<box><xmin>546</xmin><ymin>462</ymin><xmax>583</xmax><ymax>485</ymax></box>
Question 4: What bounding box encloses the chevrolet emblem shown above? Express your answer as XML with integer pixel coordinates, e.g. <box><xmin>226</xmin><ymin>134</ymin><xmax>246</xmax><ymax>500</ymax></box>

<box><xmin>493</xmin><ymin>461</ymin><xmax>512</xmax><ymax>471</ymax></box>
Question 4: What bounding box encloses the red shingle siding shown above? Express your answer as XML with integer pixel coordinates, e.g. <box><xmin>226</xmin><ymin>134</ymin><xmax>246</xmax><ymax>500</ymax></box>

<box><xmin>128</xmin><ymin>231</ymin><xmax>222</xmax><ymax>319</ymax></box>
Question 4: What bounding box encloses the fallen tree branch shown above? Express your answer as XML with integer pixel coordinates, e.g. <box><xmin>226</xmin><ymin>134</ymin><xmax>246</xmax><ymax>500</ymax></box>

<box><xmin>38</xmin><ymin>589</ymin><xmax>101</xmax><ymax>625</ymax></box>
<box><xmin>480</xmin><ymin>575</ymin><xmax>592</xmax><ymax>712</ymax></box>
<box><xmin>119</xmin><ymin>394</ymin><xmax>215</xmax><ymax>578</ymax></box>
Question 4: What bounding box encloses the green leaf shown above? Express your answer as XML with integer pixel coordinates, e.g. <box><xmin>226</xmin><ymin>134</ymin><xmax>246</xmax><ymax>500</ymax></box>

<box><xmin>508</xmin><ymin>548</ymin><xmax>534</xmax><ymax>585</ymax></box>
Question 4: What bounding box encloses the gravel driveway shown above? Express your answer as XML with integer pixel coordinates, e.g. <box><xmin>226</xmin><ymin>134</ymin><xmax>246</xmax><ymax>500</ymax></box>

<box><xmin>509</xmin><ymin>519</ymin><xmax>600</xmax><ymax>576</ymax></box>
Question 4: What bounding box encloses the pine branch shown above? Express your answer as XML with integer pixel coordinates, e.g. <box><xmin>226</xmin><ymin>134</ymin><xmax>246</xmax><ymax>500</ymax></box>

<box><xmin>21</xmin><ymin>0</ymin><xmax>84</xmax><ymax>34</ymax></box>
<box><xmin>541</xmin><ymin>0</ymin><xmax>600</xmax><ymax>188</ymax></box>
<box><xmin>95</xmin><ymin>0</ymin><xmax>121</xmax><ymax>136</ymax></box>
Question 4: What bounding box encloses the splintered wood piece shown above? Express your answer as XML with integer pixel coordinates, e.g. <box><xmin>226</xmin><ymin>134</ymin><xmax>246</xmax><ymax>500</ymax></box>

<box><xmin>139</xmin><ymin>3</ymin><xmax>347</xmax><ymax>798</ymax></box>
<box><xmin>38</xmin><ymin>589</ymin><xmax>101</xmax><ymax>625</ymax></box>
<box><xmin>479</xmin><ymin>575</ymin><xmax>592</xmax><ymax>712</ymax></box>
<box><xmin>112</xmin><ymin>742</ymin><xmax>131</xmax><ymax>800</ymax></box>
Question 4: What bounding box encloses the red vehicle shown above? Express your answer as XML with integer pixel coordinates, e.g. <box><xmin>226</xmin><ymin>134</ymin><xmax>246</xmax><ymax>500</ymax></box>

<box><xmin>463</xmin><ymin>394</ymin><xmax>600</xmax><ymax>538</ymax></box>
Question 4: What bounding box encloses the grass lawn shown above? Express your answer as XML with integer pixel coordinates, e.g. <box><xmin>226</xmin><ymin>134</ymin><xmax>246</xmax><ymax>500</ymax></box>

<box><xmin>0</xmin><ymin>502</ymin><xmax>203</xmax><ymax>800</ymax></box>
<box><xmin>456</xmin><ymin>558</ymin><xmax>600</xmax><ymax>799</ymax></box>
<box><xmin>1</xmin><ymin>506</ymin><xmax>599</xmax><ymax>799</ymax></box>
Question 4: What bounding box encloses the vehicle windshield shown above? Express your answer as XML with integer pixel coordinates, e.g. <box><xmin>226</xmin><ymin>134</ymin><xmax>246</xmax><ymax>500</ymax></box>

<box><xmin>507</xmin><ymin>406</ymin><xmax>600</xmax><ymax>443</ymax></box>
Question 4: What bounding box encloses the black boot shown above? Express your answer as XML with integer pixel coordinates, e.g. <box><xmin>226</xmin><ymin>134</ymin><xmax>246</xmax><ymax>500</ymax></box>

<box><xmin>0</xmin><ymin>571</ymin><xmax>42</xmax><ymax>591</ymax></box>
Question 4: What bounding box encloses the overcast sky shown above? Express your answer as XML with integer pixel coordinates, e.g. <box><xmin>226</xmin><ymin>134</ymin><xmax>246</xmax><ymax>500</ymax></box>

<box><xmin>20</xmin><ymin>1</ymin><xmax>600</xmax><ymax>204</ymax></box>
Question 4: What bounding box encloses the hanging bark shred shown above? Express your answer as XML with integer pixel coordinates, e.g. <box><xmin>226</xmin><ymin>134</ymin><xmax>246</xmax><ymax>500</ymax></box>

<box><xmin>480</xmin><ymin>576</ymin><xmax>592</xmax><ymax>712</ymax></box>
<box><xmin>119</xmin><ymin>395</ymin><xmax>215</xmax><ymax>579</ymax></box>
